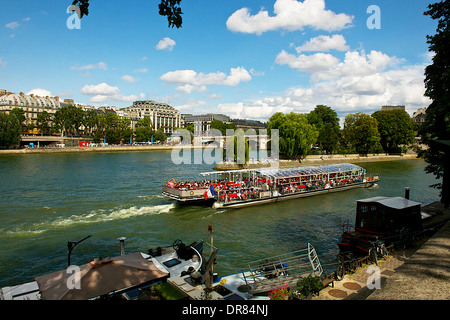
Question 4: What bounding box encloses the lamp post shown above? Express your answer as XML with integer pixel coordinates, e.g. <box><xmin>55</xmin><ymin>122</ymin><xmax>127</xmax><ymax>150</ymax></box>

<box><xmin>67</xmin><ymin>235</ymin><xmax>92</xmax><ymax>267</ymax></box>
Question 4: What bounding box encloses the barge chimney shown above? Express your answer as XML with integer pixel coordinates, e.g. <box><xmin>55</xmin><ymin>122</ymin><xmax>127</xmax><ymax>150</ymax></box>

<box><xmin>405</xmin><ymin>187</ymin><xmax>410</xmax><ymax>200</ymax></box>
<box><xmin>118</xmin><ymin>237</ymin><xmax>126</xmax><ymax>255</ymax></box>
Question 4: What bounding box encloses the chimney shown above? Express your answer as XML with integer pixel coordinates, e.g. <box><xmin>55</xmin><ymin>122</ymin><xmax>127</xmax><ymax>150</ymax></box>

<box><xmin>118</xmin><ymin>237</ymin><xmax>126</xmax><ymax>255</ymax></box>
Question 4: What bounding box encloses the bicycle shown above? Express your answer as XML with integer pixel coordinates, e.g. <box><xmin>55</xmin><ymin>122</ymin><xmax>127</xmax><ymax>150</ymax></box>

<box><xmin>335</xmin><ymin>251</ymin><xmax>358</xmax><ymax>280</ymax></box>
<box><xmin>368</xmin><ymin>237</ymin><xmax>388</xmax><ymax>266</ymax></box>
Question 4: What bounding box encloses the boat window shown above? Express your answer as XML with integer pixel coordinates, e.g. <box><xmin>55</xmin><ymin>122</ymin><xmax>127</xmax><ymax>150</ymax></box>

<box><xmin>163</xmin><ymin>258</ymin><xmax>182</xmax><ymax>268</ymax></box>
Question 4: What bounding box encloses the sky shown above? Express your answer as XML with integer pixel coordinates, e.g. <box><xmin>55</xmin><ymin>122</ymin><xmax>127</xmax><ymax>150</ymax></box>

<box><xmin>0</xmin><ymin>0</ymin><xmax>438</xmax><ymax>123</ymax></box>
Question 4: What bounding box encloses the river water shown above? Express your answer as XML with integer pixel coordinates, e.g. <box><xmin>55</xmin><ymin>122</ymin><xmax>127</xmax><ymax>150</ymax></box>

<box><xmin>0</xmin><ymin>150</ymin><xmax>440</xmax><ymax>287</ymax></box>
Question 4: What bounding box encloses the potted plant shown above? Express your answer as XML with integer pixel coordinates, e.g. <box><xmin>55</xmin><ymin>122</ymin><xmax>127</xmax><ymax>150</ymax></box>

<box><xmin>291</xmin><ymin>275</ymin><xmax>323</xmax><ymax>300</ymax></box>
<box><xmin>268</xmin><ymin>284</ymin><xmax>290</xmax><ymax>300</ymax></box>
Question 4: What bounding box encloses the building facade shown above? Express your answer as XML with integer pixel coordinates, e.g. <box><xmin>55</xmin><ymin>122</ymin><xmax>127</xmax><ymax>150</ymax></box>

<box><xmin>122</xmin><ymin>100</ymin><xmax>181</xmax><ymax>134</ymax></box>
<box><xmin>0</xmin><ymin>90</ymin><xmax>74</xmax><ymax>133</ymax></box>
<box><xmin>181</xmin><ymin>113</ymin><xmax>233</xmax><ymax>134</ymax></box>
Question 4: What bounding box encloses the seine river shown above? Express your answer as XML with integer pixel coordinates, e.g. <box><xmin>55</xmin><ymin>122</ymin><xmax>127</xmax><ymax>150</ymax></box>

<box><xmin>0</xmin><ymin>150</ymin><xmax>440</xmax><ymax>287</ymax></box>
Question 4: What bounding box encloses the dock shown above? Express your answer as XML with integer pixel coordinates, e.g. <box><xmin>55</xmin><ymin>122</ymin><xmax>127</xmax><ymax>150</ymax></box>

<box><xmin>314</xmin><ymin>202</ymin><xmax>450</xmax><ymax>300</ymax></box>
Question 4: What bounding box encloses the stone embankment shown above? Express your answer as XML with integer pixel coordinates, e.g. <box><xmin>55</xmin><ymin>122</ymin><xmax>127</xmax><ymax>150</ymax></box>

<box><xmin>214</xmin><ymin>153</ymin><xmax>418</xmax><ymax>170</ymax></box>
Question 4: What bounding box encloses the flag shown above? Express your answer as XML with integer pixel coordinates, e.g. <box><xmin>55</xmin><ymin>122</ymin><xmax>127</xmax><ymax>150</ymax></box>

<box><xmin>209</xmin><ymin>185</ymin><xmax>216</xmax><ymax>196</ymax></box>
<box><xmin>204</xmin><ymin>191</ymin><xmax>208</xmax><ymax>200</ymax></box>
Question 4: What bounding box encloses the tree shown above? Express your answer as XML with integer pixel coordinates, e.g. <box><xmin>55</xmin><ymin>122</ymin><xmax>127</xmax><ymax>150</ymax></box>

<box><xmin>268</xmin><ymin>112</ymin><xmax>319</xmax><ymax>159</ymax></box>
<box><xmin>154</xmin><ymin>128</ymin><xmax>167</xmax><ymax>142</ymax></box>
<box><xmin>0</xmin><ymin>113</ymin><xmax>21</xmax><ymax>148</ymax></box>
<box><xmin>210</xmin><ymin>120</ymin><xmax>236</xmax><ymax>135</ymax></box>
<box><xmin>372</xmin><ymin>109</ymin><xmax>415</xmax><ymax>153</ymax></box>
<box><xmin>307</xmin><ymin>105</ymin><xmax>341</xmax><ymax>154</ymax></box>
<box><xmin>71</xmin><ymin>0</ymin><xmax>183</xmax><ymax>28</ymax></box>
<box><xmin>53</xmin><ymin>105</ymin><xmax>84</xmax><ymax>136</ymax></box>
<box><xmin>135</xmin><ymin>117</ymin><xmax>155</xmax><ymax>142</ymax></box>
<box><xmin>36</xmin><ymin>110</ymin><xmax>51</xmax><ymax>136</ymax></box>
<box><xmin>342</xmin><ymin>113</ymin><xmax>382</xmax><ymax>154</ymax></box>
<box><xmin>418</xmin><ymin>1</ymin><xmax>450</xmax><ymax>206</ymax></box>
<box><xmin>9</xmin><ymin>108</ymin><xmax>26</xmax><ymax>132</ymax></box>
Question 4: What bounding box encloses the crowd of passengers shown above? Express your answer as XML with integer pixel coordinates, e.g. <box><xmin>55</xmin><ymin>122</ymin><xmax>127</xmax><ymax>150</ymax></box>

<box><xmin>166</xmin><ymin>173</ymin><xmax>364</xmax><ymax>202</ymax></box>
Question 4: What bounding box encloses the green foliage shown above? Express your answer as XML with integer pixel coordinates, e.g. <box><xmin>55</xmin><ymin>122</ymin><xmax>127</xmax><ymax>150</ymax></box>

<box><xmin>9</xmin><ymin>108</ymin><xmax>26</xmax><ymax>127</ymax></box>
<box><xmin>71</xmin><ymin>0</ymin><xmax>184</xmax><ymax>28</ymax></box>
<box><xmin>295</xmin><ymin>275</ymin><xmax>323</xmax><ymax>298</ymax></box>
<box><xmin>154</xmin><ymin>128</ymin><xmax>167</xmax><ymax>142</ymax></box>
<box><xmin>372</xmin><ymin>109</ymin><xmax>415</xmax><ymax>153</ymax></box>
<box><xmin>0</xmin><ymin>112</ymin><xmax>21</xmax><ymax>148</ymax></box>
<box><xmin>307</xmin><ymin>105</ymin><xmax>341</xmax><ymax>154</ymax></box>
<box><xmin>418</xmin><ymin>1</ymin><xmax>450</xmax><ymax>198</ymax></box>
<box><xmin>268</xmin><ymin>112</ymin><xmax>319</xmax><ymax>159</ymax></box>
<box><xmin>158</xmin><ymin>0</ymin><xmax>183</xmax><ymax>28</ymax></box>
<box><xmin>342</xmin><ymin>113</ymin><xmax>382</xmax><ymax>154</ymax></box>
<box><xmin>36</xmin><ymin>110</ymin><xmax>51</xmax><ymax>135</ymax></box>
<box><xmin>210</xmin><ymin>120</ymin><xmax>236</xmax><ymax>135</ymax></box>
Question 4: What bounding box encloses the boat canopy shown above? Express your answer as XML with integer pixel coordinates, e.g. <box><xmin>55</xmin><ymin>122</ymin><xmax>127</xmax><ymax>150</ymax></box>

<box><xmin>257</xmin><ymin>163</ymin><xmax>365</xmax><ymax>179</ymax></box>
<box><xmin>198</xmin><ymin>163</ymin><xmax>365</xmax><ymax>180</ymax></box>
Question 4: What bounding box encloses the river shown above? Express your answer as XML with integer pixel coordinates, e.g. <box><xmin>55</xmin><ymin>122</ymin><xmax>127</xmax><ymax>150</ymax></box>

<box><xmin>0</xmin><ymin>150</ymin><xmax>440</xmax><ymax>287</ymax></box>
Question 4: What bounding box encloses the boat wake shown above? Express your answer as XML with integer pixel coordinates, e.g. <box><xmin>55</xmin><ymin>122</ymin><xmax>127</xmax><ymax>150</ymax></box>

<box><xmin>4</xmin><ymin>203</ymin><xmax>175</xmax><ymax>236</ymax></box>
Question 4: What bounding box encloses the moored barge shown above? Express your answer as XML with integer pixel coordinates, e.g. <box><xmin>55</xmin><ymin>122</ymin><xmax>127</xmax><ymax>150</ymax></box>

<box><xmin>162</xmin><ymin>163</ymin><xmax>379</xmax><ymax>209</ymax></box>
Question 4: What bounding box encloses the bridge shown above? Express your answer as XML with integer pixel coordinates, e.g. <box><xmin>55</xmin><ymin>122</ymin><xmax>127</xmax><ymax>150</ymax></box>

<box><xmin>20</xmin><ymin>135</ymin><xmax>92</xmax><ymax>147</ymax></box>
<box><xmin>191</xmin><ymin>134</ymin><xmax>271</xmax><ymax>149</ymax></box>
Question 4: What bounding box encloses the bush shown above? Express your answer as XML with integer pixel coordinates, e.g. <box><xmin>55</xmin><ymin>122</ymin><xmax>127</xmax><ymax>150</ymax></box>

<box><xmin>294</xmin><ymin>275</ymin><xmax>323</xmax><ymax>298</ymax></box>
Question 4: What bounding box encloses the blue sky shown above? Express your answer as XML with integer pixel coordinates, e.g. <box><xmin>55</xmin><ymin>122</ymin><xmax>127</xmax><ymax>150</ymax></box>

<box><xmin>0</xmin><ymin>0</ymin><xmax>437</xmax><ymax>122</ymax></box>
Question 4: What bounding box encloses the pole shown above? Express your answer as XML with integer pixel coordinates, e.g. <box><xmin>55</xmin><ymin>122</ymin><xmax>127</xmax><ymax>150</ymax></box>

<box><xmin>67</xmin><ymin>235</ymin><xmax>92</xmax><ymax>266</ymax></box>
<box><xmin>118</xmin><ymin>237</ymin><xmax>126</xmax><ymax>255</ymax></box>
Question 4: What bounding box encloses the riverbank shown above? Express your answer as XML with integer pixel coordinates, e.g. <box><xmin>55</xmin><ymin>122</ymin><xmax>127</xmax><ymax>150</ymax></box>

<box><xmin>214</xmin><ymin>153</ymin><xmax>419</xmax><ymax>170</ymax></box>
<box><xmin>0</xmin><ymin>145</ymin><xmax>176</xmax><ymax>154</ymax></box>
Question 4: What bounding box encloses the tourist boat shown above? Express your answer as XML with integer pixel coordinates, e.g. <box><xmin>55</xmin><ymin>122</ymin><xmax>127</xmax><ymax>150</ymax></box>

<box><xmin>0</xmin><ymin>239</ymin><xmax>204</xmax><ymax>300</ymax></box>
<box><xmin>162</xmin><ymin>163</ymin><xmax>379</xmax><ymax>209</ymax></box>
<box><xmin>337</xmin><ymin>189</ymin><xmax>450</xmax><ymax>257</ymax></box>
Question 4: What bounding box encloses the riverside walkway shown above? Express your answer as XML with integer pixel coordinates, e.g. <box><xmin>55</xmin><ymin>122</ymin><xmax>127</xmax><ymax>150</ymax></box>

<box><xmin>315</xmin><ymin>202</ymin><xmax>450</xmax><ymax>300</ymax></box>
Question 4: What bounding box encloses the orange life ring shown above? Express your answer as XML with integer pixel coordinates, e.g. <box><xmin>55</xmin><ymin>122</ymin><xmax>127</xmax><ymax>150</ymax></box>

<box><xmin>241</xmin><ymin>193</ymin><xmax>248</xmax><ymax>200</ymax></box>
<box><xmin>190</xmin><ymin>191</ymin><xmax>194</xmax><ymax>195</ymax></box>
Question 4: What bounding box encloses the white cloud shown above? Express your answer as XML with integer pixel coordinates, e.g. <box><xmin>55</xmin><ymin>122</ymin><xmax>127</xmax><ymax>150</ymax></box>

<box><xmin>275</xmin><ymin>50</ymin><xmax>340</xmax><ymax>72</ymax></box>
<box><xmin>26</xmin><ymin>88</ymin><xmax>52</xmax><ymax>97</ymax></box>
<box><xmin>160</xmin><ymin>67</ymin><xmax>252</xmax><ymax>93</ymax></box>
<box><xmin>156</xmin><ymin>37</ymin><xmax>176</xmax><ymax>51</ymax></box>
<box><xmin>222</xmin><ymin>49</ymin><xmax>431</xmax><ymax>121</ymax></box>
<box><xmin>22</xmin><ymin>17</ymin><xmax>31</xmax><ymax>22</ymax></box>
<box><xmin>0</xmin><ymin>58</ymin><xmax>6</xmax><ymax>69</ymax></box>
<box><xmin>226</xmin><ymin>0</ymin><xmax>353</xmax><ymax>35</ymax></box>
<box><xmin>134</xmin><ymin>68</ymin><xmax>149</xmax><ymax>73</ymax></box>
<box><xmin>71</xmin><ymin>61</ymin><xmax>107</xmax><ymax>71</ymax></box>
<box><xmin>121</xmin><ymin>75</ymin><xmax>138</xmax><ymax>83</ymax></box>
<box><xmin>80</xmin><ymin>83</ymin><xmax>144</xmax><ymax>103</ymax></box>
<box><xmin>5</xmin><ymin>21</ymin><xmax>20</xmax><ymax>30</ymax></box>
<box><xmin>295</xmin><ymin>34</ymin><xmax>350</xmax><ymax>52</ymax></box>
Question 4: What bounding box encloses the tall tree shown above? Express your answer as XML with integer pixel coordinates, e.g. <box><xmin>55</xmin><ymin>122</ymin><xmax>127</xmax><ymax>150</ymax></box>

<box><xmin>0</xmin><ymin>113</ymin><xmax>21</xmax><ymax>148</ymax></box>
<box><xmin>268</xmin><ymin>112</ymin><xmax>319</xmax><ymax>159</ymax></box>
<box><xmin>419</xmin><ymin>1</ymin><xmax>450</xmax><ymax>206</ymax></box>
<box><xmin>372</xmin><ymin>109</ymin><xmax>415</xmax><ymax>153</ymax></box>
<box><xmin>307</xmin><ymin>105</ymin><xmax>341</xmax><ymax>154</ymax></box>
<box><xmin>36</xmin><ymin>110</ymin><xmax>51</xmax><ymax>136</ymax></box>
<box><xmin>342</xmin><ymin>113</ymin><xmax>382</xmax><ymax>154</ymax></box>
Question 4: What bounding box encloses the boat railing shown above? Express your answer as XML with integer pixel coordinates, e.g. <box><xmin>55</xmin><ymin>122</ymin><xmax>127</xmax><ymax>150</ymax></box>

<box><xmin>342</xmin><ymin>219</ymin><xmax>391</xmax><ymax>240</ymax></box>
<box><xmin>162</xmin><ymin>185</ymin><xmax>209</xmax><ymax>199</ymax></box>
<box><xmin>241</xmin><ymin>244</ymin><xmax>323</xmax><ymax>296</ymax></box>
